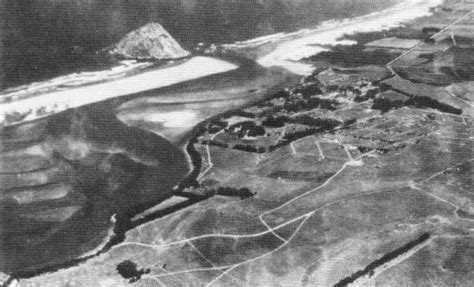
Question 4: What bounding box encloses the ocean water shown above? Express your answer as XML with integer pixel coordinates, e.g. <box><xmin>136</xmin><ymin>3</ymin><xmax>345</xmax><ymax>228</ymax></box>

<box><xmin>3</xmin><ymin>0</ymin><xmax>400</xmax><ymax>89</ymax></box>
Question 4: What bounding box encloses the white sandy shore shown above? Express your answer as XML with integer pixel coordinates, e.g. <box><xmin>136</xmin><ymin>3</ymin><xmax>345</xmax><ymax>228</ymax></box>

<box><xmin>0</xmin><ymin>60</ymin><xmax>153</xmax><ymax>101</ymax></box>
<box><xmin>1</xmin><ymin>0</ymin><xmax>443</xmax><ymax>126</ymax></box>
<box><xmin>0</xmin><ymin>57</ymin><xmax>238</xmax><ymax>126</ymax></box>
<box><xmin>256</xmin><ymin>0</ymin><xmax>444</xmax><ymax>75</ymax></box>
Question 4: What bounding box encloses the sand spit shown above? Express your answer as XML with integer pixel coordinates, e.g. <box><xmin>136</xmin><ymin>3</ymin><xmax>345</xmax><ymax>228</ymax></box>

<box><xmin>0</xmin><ymin>57</ymin><xmax>238</xmax><ymax>126</ymax></box>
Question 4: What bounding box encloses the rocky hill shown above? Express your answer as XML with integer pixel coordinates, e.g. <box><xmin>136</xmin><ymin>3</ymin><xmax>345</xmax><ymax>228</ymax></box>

<box><xmin>107</xmin><ymin>23</ymin><xmax>190</xmax><ymax>60</ymax></box>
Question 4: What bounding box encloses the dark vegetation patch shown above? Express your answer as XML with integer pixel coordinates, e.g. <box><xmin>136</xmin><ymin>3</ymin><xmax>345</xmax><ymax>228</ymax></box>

<box><xmin>451</xmin><ymin>47</ymin><xmax>474</xmax><ymax>81</ymax></box>
<box><xmin>262</xmin><ymin>116</ymin><xmax>290</xmax><ymax>128</ymax></box>
<box><xmin>116</xmin><ymin>260</ymin><xmax>150</xmax><ymax>283</ymax></box>
<box><xmin>215</xmin><ymin>187</ymin><xmax>255</xmax><ymax>199</ymax></box>
<box><xmin>234</xmin><ymin>143</ymin><xmax>266</xmax><ymax>153</ymax></box>
<box><xmin>262</xmin><ymin>115</ymin><xmax>341</xmax><ymax>129</ymax></box>
<box><xmin>342</xmin><ymin>118</ymin><xmax>357</xmax><ymax>127</ymax></box>
<box><xmin>406</xmin><ymin>95</ymin><xmax>462</xmax><ymax>115</ymax></box>
<box><xmin>395</xmin><ymin>47</ymin><xmax>474</xmax><ymax>85</ymax></box>
<box><xmin>371</xmin><ymin>91</ymin><xmax>410</xmax><ymax>113</ymax></box>
<box><xmin>268</xmin><ymin>171</ymin><xmax>335</xmax><ymax>182</ymax></box>
<box><xmin>199</xmin><ymin>139</ymin><xmax>229</xmax><ymax>148</ymax></box>
<box><xmin>354</xmin><ymin>88</ymin><xmax>380</xmax><ymax>102</ymax></box>
<box><xmin>292</xmin><ymin>84</ymin><xmax>323</xmax><ymax>98</ymax></box>
<box><xmin>357</xmin><ymin>146</ymin><xmax>374</xmax><ymax>153</ymax></box>
<box><xmin>207</xmin><ymin>120</ymin><xmax>228</xmax><ymax>134</ymax></box>
<box><xmin>456</xmin><ymin>209</ymin><xmax>474</xmax><ymax>220</ymax></box>
<box><xmin>334</xmin><ymin>233</ymin><xmax>431</xmax><ymax>287</ymax></box>
<box><xmin>271</xmin><ymin>125</ymin><xmax>337</xmax><ymax>151</ymax></box>
<box><xmin>305</xmin><ymin>97</ymin><xmax>339</xmax><ymax>110</ymax></box>
<box><xmin>307</xmin><ymin>45</ymin><xmax>399</xmax><ymax>67</ymax></box>
<box><xmin>228</xmin><ymin>121</ymin><xmax>266</xmax><ymax>137</ymax></box>
<box><xmin>291</xmin><ymin>115</ymin><xmax>340</xmax><ymax>127</ymax></box>
<box><xmin>183</xmin><ymin>185</ymin><xmax>256</xmax><ymax>200</ymax></box>
<box><xmin>340</xmin><ymin>27</ymin><xmax>428</xmax><ymax>44</ymax></box>
<box><xmin>371</xmin><ymin>84</ymin><xmax>463</xmax><ymax>115</ymax></box>
<box><xmin>196</xmin><ymin>73</ymin><xmax>346</xmax><ymax>155</ymax></box>
<box><xmin>422</xmin><ymin>27</ymin><xmax>441</xmax><ymax>35</ymax></box>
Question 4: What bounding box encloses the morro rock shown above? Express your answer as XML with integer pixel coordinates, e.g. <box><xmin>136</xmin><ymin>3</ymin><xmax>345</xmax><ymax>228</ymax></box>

<box><xmin>108</xmin><ymin>23</ymin><xmax>190</xmax><ymax>60</ymax></box>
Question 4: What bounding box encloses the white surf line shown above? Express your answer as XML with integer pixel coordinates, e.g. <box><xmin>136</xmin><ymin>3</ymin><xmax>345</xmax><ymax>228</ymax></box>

<box><xmin>0</xmin><ymin>61</ymin><xmax>152</xmax><ymax>101</ymax></box>
<box><xmin>0</xmin><ymin>56</ymin><xmax>238</xmax><ymax>126</ymax></box>
<box><xmin>257</xmin><ymin>0</ymin><xmax>444</xmax><ymax>75</ymax></box>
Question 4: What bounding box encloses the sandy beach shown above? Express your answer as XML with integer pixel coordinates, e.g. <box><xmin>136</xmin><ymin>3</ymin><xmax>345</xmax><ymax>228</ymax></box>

<box><xmin>0</xmin><ymin>0</ymin><xmax>443</xmax><ymax>127</ymax></box>
<box><xmin>0</xmin><ymin>57</ymin><xmax>238</xmax><ymax>126</ymax></box>
<box><xmin>257</xmin><ymin>0</ymin><xmax>444</xmax><ymax>75</ymax></box>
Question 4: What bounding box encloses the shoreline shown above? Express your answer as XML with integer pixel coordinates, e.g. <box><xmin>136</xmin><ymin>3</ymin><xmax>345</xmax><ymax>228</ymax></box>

<box><xmin>0</xmin><ymin>0</ymin><xmax>443</xmax><ymax>127</ymax></box>
<box><xmin>0</xmin><ymin>56</ymin><xmax>239</xmax><ymax>127</ymax></box>
<box><xmin>254</xmin><ymin>0</ymin><xmax>443</xmax><ymax>75</ymax></box>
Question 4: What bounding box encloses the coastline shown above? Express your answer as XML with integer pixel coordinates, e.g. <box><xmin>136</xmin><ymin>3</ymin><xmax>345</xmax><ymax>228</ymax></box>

<box><xmin>254</xmin><ymin>0</ymin><xmax>444</xmax><ymax>75</ymax></box>
<box><xmin>0</xmin><ymin>0</ymin><xmax>442</xmax><ymax>128</ymax></box>
<box><xmin>0</xmin><ymin>56</ymin><xmax>238</xmax><ymax>127</ymax></box>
